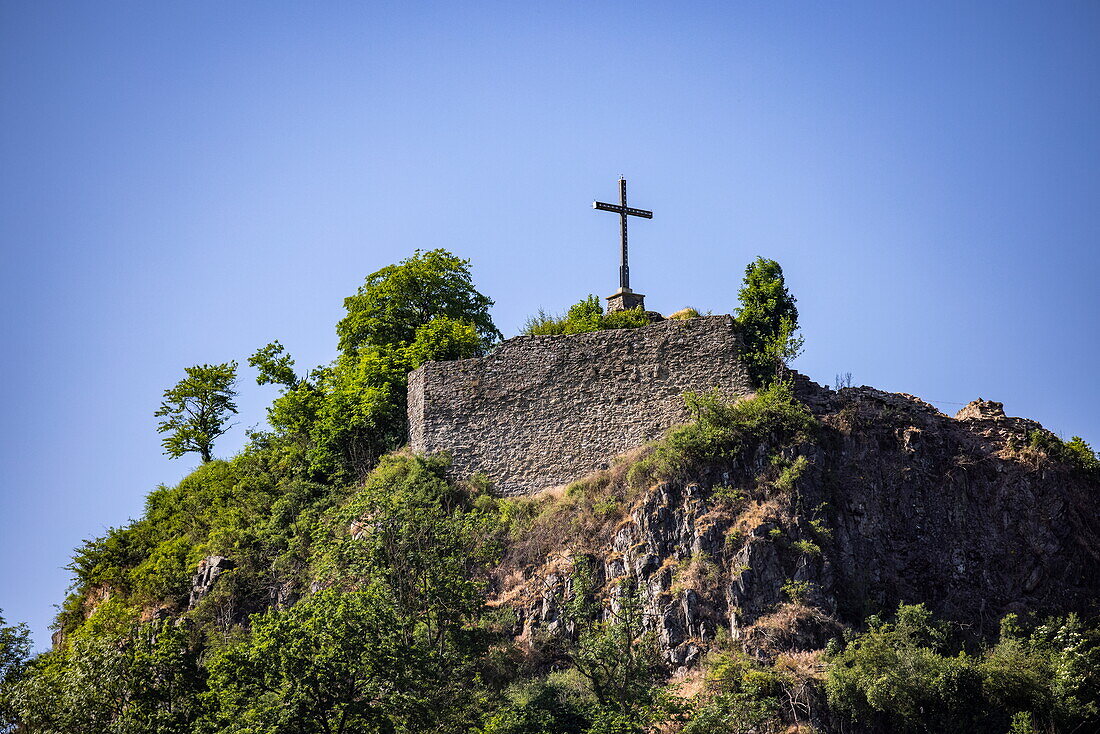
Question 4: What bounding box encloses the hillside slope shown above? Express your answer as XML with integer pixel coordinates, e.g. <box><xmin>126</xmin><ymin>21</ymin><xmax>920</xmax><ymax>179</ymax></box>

<box><xmin>4</xmin><ymin>376</ymin><xmax>1098</xmax><ymax>733</ymax></box>
<box><xmin>491</xmin><ymin>376</ymin><xmax>1100</xmax><ymax>669</ymax></box>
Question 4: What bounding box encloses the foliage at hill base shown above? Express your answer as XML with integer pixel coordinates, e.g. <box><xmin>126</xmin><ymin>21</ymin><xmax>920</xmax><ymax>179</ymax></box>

<box><xmin>5</xmin><ymin>379</ymin><xmax>1100</xmax><ymax>732</ymax></box>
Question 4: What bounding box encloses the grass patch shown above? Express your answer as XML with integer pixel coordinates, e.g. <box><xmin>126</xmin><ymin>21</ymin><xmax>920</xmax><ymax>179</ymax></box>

<box><xmin>671</xmin><ymin>552</ymin><xmax>721</xmax><ymax>594</ymax></box>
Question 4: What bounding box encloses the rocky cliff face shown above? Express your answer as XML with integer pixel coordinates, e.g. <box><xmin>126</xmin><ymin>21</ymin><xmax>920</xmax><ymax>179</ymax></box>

<box><xmin>489</xmin><ymin>378</ymin><xmax>1100</xmax><ymax>670</ymax></box>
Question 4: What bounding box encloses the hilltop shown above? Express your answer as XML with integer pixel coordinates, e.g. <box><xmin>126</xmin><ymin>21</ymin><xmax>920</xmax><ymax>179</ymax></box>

<box><xmin>0</xmin><ymin>251</ymin><xmax>1097</xmax><ymax>734</ymax></box>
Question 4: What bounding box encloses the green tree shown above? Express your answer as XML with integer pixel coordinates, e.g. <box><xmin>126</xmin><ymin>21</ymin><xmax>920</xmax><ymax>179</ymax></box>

<box><xmin>248</xmin><ymin>341</ymin><xmax>298</xmax><ymax>388</ymax></box>
<box><xmin>826</xmin><ymin>604</ymin><xmax>986</xmax><ymax>733</ymax></box>
<box><xmin>211</xmin><ymin>455</ymin><xmax>503</xmax><ymax>733</ymax></box>
<box><xmin>208</xmin><ymin>586</ymin><xmax>415</xmax><ymax>734</ymax></box>
<box><xmin>5</xmin><ymin>601</ymin><xmax>207</xmax><ymax>734</ymax></box>
<box><xmin>826</xmin><ymin>604</ymin><xmax>1100</xmax><ymax>733</ymax></box>
<box><xmin>0</xmin><ymin>609</ymin><xmax>32</xmax><ymax>732</ymax></box>
<box><xmin>336</xmin><ymin>248</ymin><xmax>500</xmax><ymax>356</ymax></box>
<box><xmin>315</xmin><ymin>453</ymin><xmax>502</xmax><ymax>653</ymax></box>
<box><xmin>682</xmin><ymin>649</ymin><xmax>783</xmax><ymax>734</ymax></box>
<box><xmin>253</xmin><ymin>251</ymin><xmax>498</xmax><ymax>481</ymax></box>
<box><xmin>734</xmin><ymin>258</ymin><xmax>803</xmax><ymax>386</ymax></box>
<box><xmin>564</xmin><ymin>561</ymin><xmax>665</xmax><ymax>730</ymax></box>
<box><xmin>982</xmin><ymin>614</ymin><xmax>1100</xmax><ymax>732</ymax></box>
<box><xmin>317</xmin><ymin>279</ymin><xmax>493</xmax><ymax>479</ymax></box>
<box><xmin>1065</xmin><ymin>436</ymin><xmax>1100</xmax><ymax>471</ymax></box>
<box><xmin>155</xmin><ymin>362</ymin><xmax>239</xmax><ymax>462</ymax></box>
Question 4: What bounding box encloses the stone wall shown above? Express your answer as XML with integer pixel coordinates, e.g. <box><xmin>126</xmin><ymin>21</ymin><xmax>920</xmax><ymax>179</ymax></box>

<box><xmin>407</xmin><ymin>315</ymin><xmax>753</xmax><ymax>495</ymax></box>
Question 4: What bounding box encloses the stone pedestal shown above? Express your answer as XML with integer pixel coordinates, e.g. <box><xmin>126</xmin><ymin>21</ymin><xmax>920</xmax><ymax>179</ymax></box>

<box><xmin>606</xmin><ymin>288</ymin><xmax>646</xmax><ymax>313</ymax></box>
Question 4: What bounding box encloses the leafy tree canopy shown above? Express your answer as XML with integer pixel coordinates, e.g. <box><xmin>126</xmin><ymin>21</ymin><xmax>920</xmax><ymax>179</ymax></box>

<box><xmin>336</xmin><ymin>248</ymin><xmax>500</xmax><ymax>356</ymax></box>
<box><xmin>154</xmin><ymin>362</ymin><xmax>239</xmax><ymax>462</ymax></box>
<box><xmin>0</xmin><ymin>609</ymin><xmax>31</xmax><ymax>731</ymax></box>
<box><xmin>735</xmin><ymin>257</ymin><xmax>803</xmax><ymax>386</ymax></box>
<box><xmin>826</xmin><ymin>603</ymin><xmax>1100</xmax><ymax>733</ymax></box>
<box><xmin>248</xmin><ymin>340</ymin><xmax>298</xmax><ymax>388</ymax></box>
<box><xmin>251</xmin><ymin>250</ymin><xmax>499</xmax><ymax>481</ymax></box>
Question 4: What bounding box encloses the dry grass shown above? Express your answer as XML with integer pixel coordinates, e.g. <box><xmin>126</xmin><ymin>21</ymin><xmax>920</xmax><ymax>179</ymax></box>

<box><xmin>743</xmin><ymin>603</ymin><xmax>841</xmax><ymax>658</ymax></box>
<box><xmin>667</xmin><ymin>668</ymin><xmax>707</xmax><ymax>699</ymax></box>
<box><xmin>750</xmin><ymin>603</ymin><xmax>818</xmax><ymax>633</ymax></box>
<box><xmin>998</xmin><ymin>441</ymin><xmax>1060</xmax><ymax>470</ymax></box>
<box><xmin>775</xmin><ymin>649</ymin><xmax>825</xmax><ymax>682</ymax></box>
<box><xmin>731</xmin><ymin>498</ymin><xmax>785</xmax><ymax>537</ymax></box>
<box><xmin>497</xmin><ymin>444</ymin><xmax>662</xmax><ymax>572</ymax></box>
<box><xmin>671</xmin><ymin>552</ymin><xmax>721</xmax><ymax>594</ymax></box>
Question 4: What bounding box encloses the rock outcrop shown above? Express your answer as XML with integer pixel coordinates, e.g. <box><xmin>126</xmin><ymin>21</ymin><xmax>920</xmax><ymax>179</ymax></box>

<box><xmin>954</xmin><ymin>398</ymin><xmax>1006</xmax><ymax>421</ymax></box>
<box><xmin>188</xmin><ymin>555</ymin><xmax>234</xmax><ymax>608</ymax></box>
<box><xmin>490</xmin><ymin>378</ymin><xmax>1100</xmax><ymax>669</ymax></box>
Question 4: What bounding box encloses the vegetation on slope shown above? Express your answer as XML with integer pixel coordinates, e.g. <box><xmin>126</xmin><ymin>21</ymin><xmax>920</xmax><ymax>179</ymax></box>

<box><xmin>826</xmin><ymin>604</ymin><xmax>1100</xmax><ymax>733</ymax></box>
<box><xmin>1</xmin><ymin>249</ymin><xmax>1098</xmax><ymax>733</ymax></box>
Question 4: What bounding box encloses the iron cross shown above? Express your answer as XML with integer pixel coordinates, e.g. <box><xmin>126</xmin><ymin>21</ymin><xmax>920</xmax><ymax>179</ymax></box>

<box><xmin>593</xmin><ymin>177</ymin><xmax>653</xmax><ymax>291</ymax></box>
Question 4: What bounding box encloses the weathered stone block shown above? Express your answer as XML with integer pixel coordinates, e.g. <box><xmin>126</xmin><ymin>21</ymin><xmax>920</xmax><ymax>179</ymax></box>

<box><xmin>955</xmin><ymin>399</ymin><xmax>1006</xmax><ymax>421</ymax></box>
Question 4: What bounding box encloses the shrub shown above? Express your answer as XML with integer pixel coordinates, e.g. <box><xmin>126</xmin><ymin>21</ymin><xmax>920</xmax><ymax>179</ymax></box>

<box><xmin>825</xmin><ymin>603</ymin><xmax>983</xmax><ymax>731</ymax></box>
<box><xmin>628</xmin><ymin>380</ymin><xmax>816</xmax><ymax>487</ymax></box>
<box><xmin>825</xmin><ymin>604</ymin><xmax>1100</xmax><ymax>733</ymax></box>
<box><xmin>1065</xmin><ymin>436</ymin><xmax>1100</xmax><ymax>471</ymax></box>
<box><xmin>522</xmin><ymin>296</ymin><xmax>649</xmax><ymax>336</ymax></box>
<box><xmin>712</xmin><ymin>485</ymin><xmax>747</xmax><ymax>505</ymax></box>
<box><xmin>477</xmin><ymin>671</ymin><xmax>592</xmax><ymax>733</ymax></box>
<box><xmin>790</xmin><ymin>539</ymin><xmax>821</xmax><ymax>557</ymax></box>
<box><xmin>774</xmin><ymin>455</ymin><xmax>810</xmax><ymax>492</ymax></box>
<box><xmin>735</xmin><ymin>258</ymin><xmax>803</xmax><ymax>387</ymax></box>
<box><xmin>781</xmin><ymin>579</ymin><xmax>814</xmax><ymax>604</ymax></box>
<box><xmin>1027</xmin><ymin>430</ymin><xmax>1100</xmax><ymax>472</ymax></box>
<box><xmin>684</xmin><ymin>649</ymin><xmax>784</xmax><ymax>734</ymax></box>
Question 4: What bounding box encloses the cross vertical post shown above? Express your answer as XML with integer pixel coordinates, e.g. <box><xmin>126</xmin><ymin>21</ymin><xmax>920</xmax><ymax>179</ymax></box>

<box><xmin>619</xmin><ymin>177</ymin><xmax>629</xmax><ymax>289</ymax></box>
<box><xmin>593</xmin><ymin>177</ymin><xmax>653</xmax><ymax>311</ymax></box>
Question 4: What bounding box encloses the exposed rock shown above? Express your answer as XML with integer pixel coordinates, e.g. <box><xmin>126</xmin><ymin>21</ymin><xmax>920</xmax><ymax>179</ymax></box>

<box><xmin>955</xmin><ymin>399</ymin><xmax>1006</xmax><ymax>421</ymax></box>
<box><xmin>490</xmin><ymin>376</ymin><xmax>1100</xmax><ymax>669</ymax></box>
<box><xmin>269</xmin><ymin>580</ymin><xmax>298</xmax><ymax>609</ymax></box>
<box><xmin>188</xmin><ymin>556</ymin><xmax>234</xmax><ymax>608</ymax></box>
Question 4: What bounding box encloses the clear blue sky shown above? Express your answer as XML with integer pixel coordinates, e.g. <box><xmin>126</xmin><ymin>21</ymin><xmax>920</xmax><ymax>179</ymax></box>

<box><xmin>2</xmin><ymin>1</ymin><xmax>1097</xmax><ymax>649</ymax></box>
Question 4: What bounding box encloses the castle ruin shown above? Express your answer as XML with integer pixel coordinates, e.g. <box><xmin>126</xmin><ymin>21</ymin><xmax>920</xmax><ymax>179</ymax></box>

<box><xmin>407</xmin><ymin>315</ymin><xmax>753</xmax><ymax>495</ymax></box>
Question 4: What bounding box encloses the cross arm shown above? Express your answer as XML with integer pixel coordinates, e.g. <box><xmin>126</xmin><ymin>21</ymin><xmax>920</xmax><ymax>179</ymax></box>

<box><xmin>592</xmin><ymin>201</ymin><xmax>653</xmax><ymax>218</ymax></box>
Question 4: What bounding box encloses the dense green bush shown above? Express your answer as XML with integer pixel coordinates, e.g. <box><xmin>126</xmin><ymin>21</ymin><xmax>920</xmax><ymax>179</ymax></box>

<box><xmin>682</xmin><ymin>650</ymin><xmax>784</xmax><ymax>734</ymax></box>
<box><xmin>523</xmin><ymin>295</ymin><xmax>650</xmax><ymax>335</ymax></box>
<box><xmin>5</xmin><ymin>600</ymin><xmax>208</xmax><ymax>733</ymax></box>
<box><xmin>477</xmin><ymin>672</ymin><xmax>593</xmax><ymax>734</ymax></box>
<box><xmin>734</xmin><ymin>257</ymin><xmax>803</xmax><ymax>387</ymax></box>
<box><xmin>0</xmin><ymin>609</ymin><xmax>31</xmax><ymax>731</ymax></box>
<box><xmin>826</xmin><ymin>603</ymin><xmax>1100</xmax><ymax>733</ymax></box>
<box><xmin>1026</xmin><ymin>430</ymin><xmax>1100</xmax><ymax>473</ymax></box>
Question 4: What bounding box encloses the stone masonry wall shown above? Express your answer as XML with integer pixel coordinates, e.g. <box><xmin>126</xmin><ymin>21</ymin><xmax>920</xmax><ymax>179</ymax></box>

<box><xmin>407</xmin><ymin>315</ymin><xmax>753</xmax><ymax>495</ymax></box>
